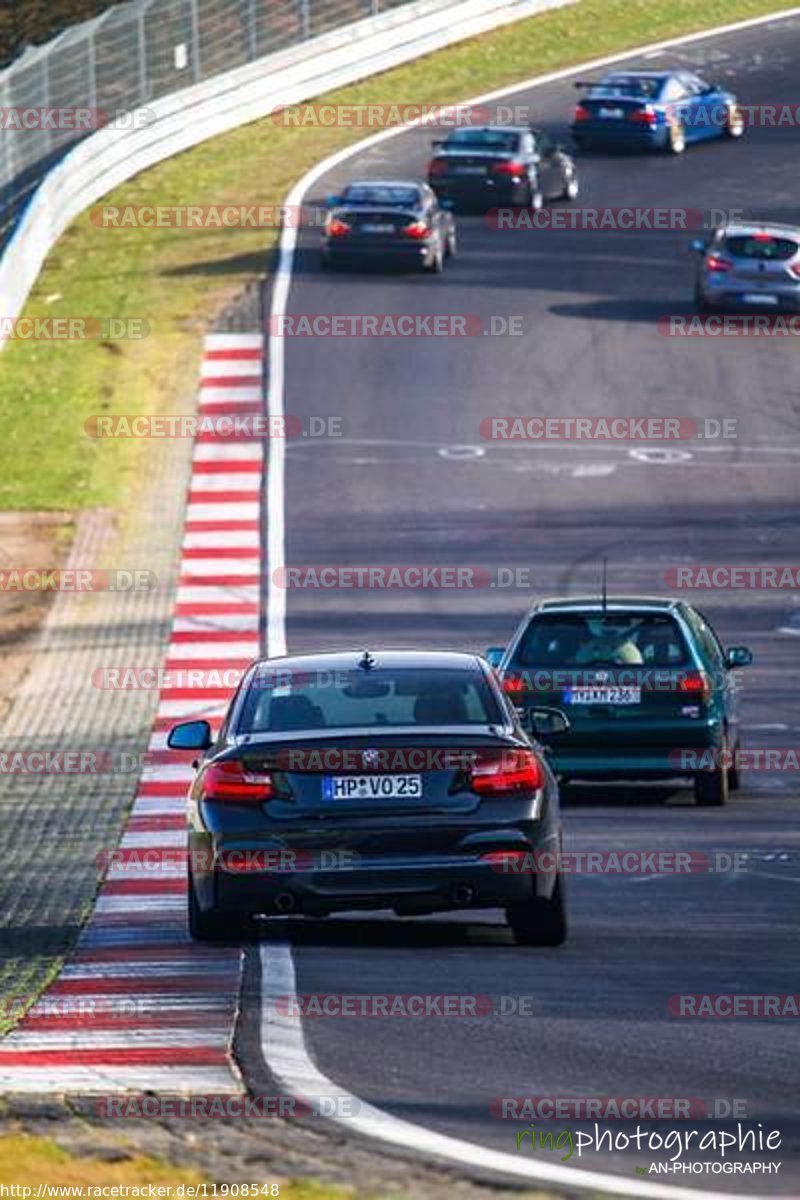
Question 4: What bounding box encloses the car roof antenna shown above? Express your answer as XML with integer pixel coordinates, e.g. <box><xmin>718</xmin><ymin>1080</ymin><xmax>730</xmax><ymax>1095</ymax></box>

<box><xmin>601</xmin><ymin>557</ymin><xmax>608</xmax><ymax>616</ymax></box>
<box><xmin>358</xmin><ymin>650</ymin><xmax>376</xmax><ymax>671</ymax></box>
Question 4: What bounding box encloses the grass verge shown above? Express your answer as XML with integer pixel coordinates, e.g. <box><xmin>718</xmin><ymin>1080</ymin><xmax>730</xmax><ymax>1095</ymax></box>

<box><xmin>0</xmin><ymin>0</ymin><xmax>794</xmax><ymax>510</ymax></box>
<box><xmin>0</xmin><ymin>1133</ymin><xmax>375</xmax><ymax>1196</ymax></box>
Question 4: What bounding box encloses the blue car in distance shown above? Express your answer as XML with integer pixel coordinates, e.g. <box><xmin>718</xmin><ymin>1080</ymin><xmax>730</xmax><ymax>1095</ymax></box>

<box><xmin>571</xmin><ymin>69</ymin><xmax>745</xmax><ymax>154</ymax></box>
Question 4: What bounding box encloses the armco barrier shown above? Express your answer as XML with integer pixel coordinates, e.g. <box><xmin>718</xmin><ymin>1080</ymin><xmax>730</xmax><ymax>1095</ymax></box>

<box><xmin>0</xmin><ymin>0</ymin><xmax>573</xmax><ymax>350</ymax></box>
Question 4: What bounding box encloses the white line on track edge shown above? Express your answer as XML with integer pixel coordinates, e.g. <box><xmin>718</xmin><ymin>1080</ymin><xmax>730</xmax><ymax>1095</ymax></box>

<box><xmin>262</xmin><ymin>7</ymin><xmax>800</xmax><ymax>1194</ymax></box>
<box><xmin>259</xmin><ymin>943</ymin><xmax>786</xmax><ymax>1200</ymax></box>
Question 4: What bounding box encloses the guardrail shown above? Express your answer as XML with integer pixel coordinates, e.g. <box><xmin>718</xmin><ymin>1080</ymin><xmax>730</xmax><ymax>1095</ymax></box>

<box><xmin>0</xmin><ymin>0</ymin><xmax>406</xmax><ymax>248</ymax></box>
<box><xmin>0</xmin><ymin>0</ymin><xmax>573</xmax><ymax>349</ymax></box>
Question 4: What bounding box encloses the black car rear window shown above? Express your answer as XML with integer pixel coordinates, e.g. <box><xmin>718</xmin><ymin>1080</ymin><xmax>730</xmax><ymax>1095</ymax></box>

<box><xmin>443</xmin><ymin>129</ymin><xmax>520</xmax><ymax>153</ymax></box>
<box><xmin>721</xmin><ymin>236</ymin><xmax>799</xmax><ymax>261</ymax></box>
<box><xmin>515</xmin><ymin>614</ymin><xmax>690</xmax><ymax>668</ymax></box>
<box><xmin>341</xmin><ymin>185</ymin><xmax>421</xmax><ymax>208</ymax></box>
<box><xmin>237</xmin><ymin>667</ymin><xmax>503</xmax><ymax>733</ymax></box>
<box><xmin>341</xmin><ymin>210</ymin><xmax>415</xmax><ymax>227</ymax></box>
<box><xmin>590</xmin><ymin>75</ymin><xmax>665</xmax><ymax>100</ymax></box>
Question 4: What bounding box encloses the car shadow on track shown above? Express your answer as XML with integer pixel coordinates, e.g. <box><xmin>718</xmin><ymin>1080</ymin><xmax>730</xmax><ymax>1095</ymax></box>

<box><xmin>549</xmin><ymin>297</ymin><xmax>695</xmax><ymax>322</ymax></box>
<box><xmin>561</xmin><ymin>782</ymin><xmax>692</xmax><ymax>806</ymax></box>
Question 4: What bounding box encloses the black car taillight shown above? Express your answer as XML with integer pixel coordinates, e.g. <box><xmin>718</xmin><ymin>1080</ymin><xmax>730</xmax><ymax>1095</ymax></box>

<box><xmin>573</xmin><ymin>104</ymin><xmax>591</xmax><ymax>123</ymax></box>
<box><xmin>628</xmin><ymin>106</ymin><xmax>658</xmax><ymax>126</ymax></box>
<box><xmin>201</xmin><ymin>759</ymin><xmax>276</xmax><ymax>804</ymax></box>
<box><xmin>470</xmin><ymin>748</ymin><xmax>544</xmax><ymax>795</ymax></box>
<box><xmin>325</xmin><ymin>216</ymin><xmax>351</xmax><ymax>238</ymax></box>
<box><xmin>428</xmin><ymin>158</ymin><xmax>449</xmax><ymax>177</ymax></box>
<box><xmin>403</xmin><ymin>220</ymin><xmax>431</xmax><ymax>240</ymax></box>
<box><xmin>493</xmin><ymin>160</ymin><xmax>526</xmax><ymax>176</ymax></box>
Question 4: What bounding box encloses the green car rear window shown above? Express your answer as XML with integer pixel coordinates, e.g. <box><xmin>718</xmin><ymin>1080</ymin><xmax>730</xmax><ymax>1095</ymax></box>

<box><xmin>516</xmin><ymin>614</ymin><xmax>691</xmax><ymax>669</ymax></box>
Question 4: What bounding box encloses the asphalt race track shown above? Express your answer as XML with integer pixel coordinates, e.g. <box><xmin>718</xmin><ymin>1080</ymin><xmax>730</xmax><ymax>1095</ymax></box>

<box><xmin>241</xmin><ymin>11</ymin><xmax>800</xmax><ymax>1195</ymax></box>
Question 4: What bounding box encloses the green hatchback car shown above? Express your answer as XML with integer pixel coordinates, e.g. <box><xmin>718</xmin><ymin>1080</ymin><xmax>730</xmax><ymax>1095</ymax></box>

<box><xmin>487</xmin><ymin>597</ymin><xmax>752</xmax><ymax>806</ymax></box>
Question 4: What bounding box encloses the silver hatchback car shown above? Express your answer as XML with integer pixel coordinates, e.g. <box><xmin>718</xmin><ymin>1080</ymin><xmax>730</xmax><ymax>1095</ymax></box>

<box><xmin>691</xmin><ymin>223</ymin><xmax>800</xmax><ymax>312</ymax></box>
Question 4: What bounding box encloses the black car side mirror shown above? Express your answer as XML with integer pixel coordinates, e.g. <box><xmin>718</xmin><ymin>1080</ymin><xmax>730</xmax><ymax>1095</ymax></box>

<box><xmin>167</xmin><ymin>719</ymin><xmax>213</xmax><ymax>751</ymax></box>
<box><xmin>725</xmin><ymin>646</ymin><xmax>753</xmax><ymax>669</ymax></box>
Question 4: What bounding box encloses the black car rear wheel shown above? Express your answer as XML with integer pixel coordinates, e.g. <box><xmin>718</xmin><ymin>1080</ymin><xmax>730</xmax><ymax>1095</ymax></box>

<box><xmin>188</xmin><ymin>870</ymin><xmax>234</xmax><ymax>941</ymax></box>
<box><xmin>424</xmin><ymin>241</ymin><xmax>445</xmax><ymax>273</ymax></box>
<box><xmin>728</xmin><ymin>740</ymin><xmax>742</xmax><ymax>791</ymax></box>
<box><xmin>561</xmin><ymin>172</ymin><xmax>579</xmax><ymax>201</ymax></box>
<box><xmin>694</xmin><ymin>285</ymin><xmax>711</xmax><ymax>313</ymax></box>
<box><xmin>694</xmin><ymin>741</ymin><xmax>729</xmax><ymax>807</ymax></box>
<box><xmin>507</xmin><ymin>875</ymin><xmax>567</xmax><ymax>946</ymax></box>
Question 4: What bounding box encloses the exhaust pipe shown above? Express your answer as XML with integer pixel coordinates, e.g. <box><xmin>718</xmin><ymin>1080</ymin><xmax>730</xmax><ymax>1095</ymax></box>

<box><xmin>452</xmin><ymin>883</ymin><xmax>475</xmax><ymax>907</ymax></box>
<box><xmin>274</xmin><ymin>892</ymin><xmax>296</xmax><ymax>915</ymax></box>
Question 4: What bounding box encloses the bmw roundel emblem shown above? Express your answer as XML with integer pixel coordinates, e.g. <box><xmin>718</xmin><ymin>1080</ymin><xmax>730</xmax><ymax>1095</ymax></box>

<box><xmin>362</xmin><ymin>749</ymin><xmax>380</xmax><ymax>768</ymax></box>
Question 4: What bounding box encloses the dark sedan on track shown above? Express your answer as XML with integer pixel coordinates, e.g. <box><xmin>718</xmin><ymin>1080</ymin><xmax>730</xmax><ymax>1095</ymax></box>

<box><xmin>488</xmin><ymin>597</ymin><xmax>752</xmax><ymax>806</ymax></box>
<box><xmin>427</xmin><ymin>125</ymin><xmax>578</xmax><ymax>210</ymax></box>
<box><xmin>168</xmin><ymin>650</ymin><xmax>568</xmax><ymax>946</ymax></box>
<box><xmin>571</xmin><ymin>69</ymin><xmax>744</xmax><ymax>153</ymax></box>
<box><xmin>320</xmin><ymin>180</ymin><xmax>456</xmax><ymax>273</ymax></box>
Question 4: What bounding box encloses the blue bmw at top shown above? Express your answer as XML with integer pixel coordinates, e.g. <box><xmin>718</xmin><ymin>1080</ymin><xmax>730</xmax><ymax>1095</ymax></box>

<box><xmin>570</xmin><ymin>69</ymin><xmax>745</xmax><ymax>154</ymax></box>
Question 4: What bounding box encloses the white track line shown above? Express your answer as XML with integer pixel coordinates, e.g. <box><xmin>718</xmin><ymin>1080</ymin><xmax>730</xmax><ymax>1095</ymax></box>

<box><xmin>261</xmin><ymin>6</ymin><xmax>800</xmax><ymax>1196</ymax></box>
<box><xmin>260</xmin><ymin>944</ymin><xmax>783</xmax><ymax>1200</ymax></box>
